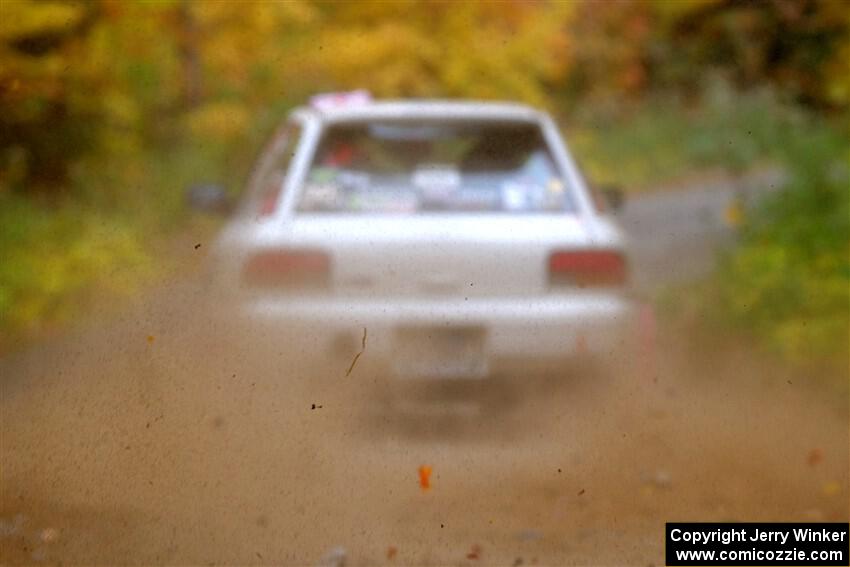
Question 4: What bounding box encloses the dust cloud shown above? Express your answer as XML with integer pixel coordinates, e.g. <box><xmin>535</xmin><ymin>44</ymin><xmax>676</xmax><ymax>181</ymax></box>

<box><xmin>1</xmin><ymin>280</ymin><xmax>847</xmax><ymax>565</ymax></box>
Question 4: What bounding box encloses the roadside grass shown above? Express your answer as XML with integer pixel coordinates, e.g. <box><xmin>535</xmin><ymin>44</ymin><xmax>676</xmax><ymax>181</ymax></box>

<box><xmin>656</xmin><ymin>115</ymin><xmax>849</xmax><ymax>388</ymax></box>
<box><xmin>0</xmin><ymin>99</ymin><xmax>288</xmax><ymax>353</ymax></box>
<box><xmin>0</xmin><ymin>139</ymin><xmax>239</xmax><ymax>352</ymax></box>
<box><xmin>0</xmin><ymin>196</ymin><xmax>153</xmax><ymax>349</ymax></box>
<box><xmin>657</xmin><ymin>277</ymin><xmax>849</xmax><ymax>400</ymax></box>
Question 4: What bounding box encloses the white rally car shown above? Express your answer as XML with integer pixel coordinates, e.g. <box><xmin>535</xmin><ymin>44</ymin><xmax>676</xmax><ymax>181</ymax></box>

<box><xmin>207</xmin><ymin>95</ymin><xmax>636</xmax><ymax>385</ymax></box>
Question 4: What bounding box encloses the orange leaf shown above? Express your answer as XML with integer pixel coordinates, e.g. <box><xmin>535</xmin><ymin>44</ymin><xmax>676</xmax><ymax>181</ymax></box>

<box><xmin>418</xmin><ymin>465</ymin><xmax>432</xmax><ymax>490</ymax></box>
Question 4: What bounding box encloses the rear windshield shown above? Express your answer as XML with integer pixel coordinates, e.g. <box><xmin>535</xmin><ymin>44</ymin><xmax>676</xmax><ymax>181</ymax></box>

<box><xmin>296</xmin><ymin>121</ymin><xmax>574</xmax><ymax>214</ymax></box>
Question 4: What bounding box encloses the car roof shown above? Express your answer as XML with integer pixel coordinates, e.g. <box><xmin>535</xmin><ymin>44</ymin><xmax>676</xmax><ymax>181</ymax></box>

<box><xmin>294</xmin><ymin>99</ymin><xmax>546</xmax><ymax>124</ymax></box>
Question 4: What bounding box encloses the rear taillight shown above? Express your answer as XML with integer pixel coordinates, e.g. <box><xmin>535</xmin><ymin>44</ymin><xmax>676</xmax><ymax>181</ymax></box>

<box><xmin>242</xmin><ymin>249</ymin><xmax>330</xmax><ymax>289</ymax></box>
<box><xmin>259</xmin><ymin>193</ymin><xmax>279</xmax><ymax>216</ymax></box>
<box><xmin>548</xmin><ymin>250</ymin><xmax>627</xmax><ymax>288</ymax></box>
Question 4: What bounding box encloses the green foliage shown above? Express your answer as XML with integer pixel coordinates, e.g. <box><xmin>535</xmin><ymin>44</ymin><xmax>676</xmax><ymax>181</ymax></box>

<box><xmin>713</xmin><ymin>120</ymin><xmax>849</xmax><ymax>366</ymax></box>
<box><xmin>0</xmin><ymin>195</ymin><xmax>153</xmax><ymax>345</ymax></box>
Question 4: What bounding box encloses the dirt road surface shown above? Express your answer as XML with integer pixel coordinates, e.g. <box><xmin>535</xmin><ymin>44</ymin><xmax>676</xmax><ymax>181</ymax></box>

<box><xmin>2</xmin><ymin>179</ymin><xmax>847</xmax><ymax>565</ymax></box>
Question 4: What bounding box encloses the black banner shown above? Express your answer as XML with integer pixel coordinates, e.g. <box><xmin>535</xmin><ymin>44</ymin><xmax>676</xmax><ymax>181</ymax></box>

<box><xmin>666</xmin><ymin>523</ymin><xmax>849</xmax><ymax>566</ymax></box>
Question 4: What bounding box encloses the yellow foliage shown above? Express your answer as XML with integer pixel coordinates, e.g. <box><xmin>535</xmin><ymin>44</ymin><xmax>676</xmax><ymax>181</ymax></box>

<box><xmin>0</xmin><ymin>203</ymin><xmax>154</xmax><ymax>337</ymax></box>
<box><xmin>186</xmin><ymin>101</ymin><xmax>250</xmax><ymax>142</ymax></box>
<box><xmin>318</xmin><ymin>21</ymin><xmax>439</xmax><ymax>97</ymax></box>
<box><xmin>0</xmin><ymin>1</ymin><xmax>83</xmax><ymax>111</ymax></box>
<box><xmin>823</xmin><ymin>29</ymin><xmax>850</xmax><ymax>106</ymax></box>
<box><xmin>0</xmin><ymin>0</ymin><xmax>82</xmax><ymax>41</ymax></box>
<box><xmin>312</xmin><ymin>1</ymin><xmax>574</xmax><ymax>106</ymax></box>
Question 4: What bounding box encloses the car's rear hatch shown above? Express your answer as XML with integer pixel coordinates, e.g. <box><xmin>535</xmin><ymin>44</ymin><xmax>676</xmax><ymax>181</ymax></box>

<box><xmin>272</xmin><ymin>214</ymin><xmax>597</xmax><ymax>298</ymax></box>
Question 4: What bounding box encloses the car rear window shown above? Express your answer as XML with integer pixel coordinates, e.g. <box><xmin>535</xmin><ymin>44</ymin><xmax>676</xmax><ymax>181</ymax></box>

<box><xmin>296</xmin><ymin>121</ymin><xmax>575</xmax><ymax>214</ymax></box>
<box><xmin>244</xmin><ymin>121</ymin><xmax>302</xmax><ymax>217</ymax></box>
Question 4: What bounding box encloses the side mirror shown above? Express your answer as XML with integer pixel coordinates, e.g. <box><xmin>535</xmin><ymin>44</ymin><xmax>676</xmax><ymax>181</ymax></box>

<box><xmin>185</xmin><ymin>183</ymin><xmax>232</xmax><ymax>214</ymax></box>
<box><xmin>600</xmin><ymin>185</ymin><xmax>625</xmax><ymax>213</ymax></box>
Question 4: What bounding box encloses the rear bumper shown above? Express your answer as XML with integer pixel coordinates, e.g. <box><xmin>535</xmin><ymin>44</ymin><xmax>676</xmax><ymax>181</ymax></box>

<box><xmin>233</xmin><ymin>293</ymin><xmax>636</xmax><ymax>361</ymax></box>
